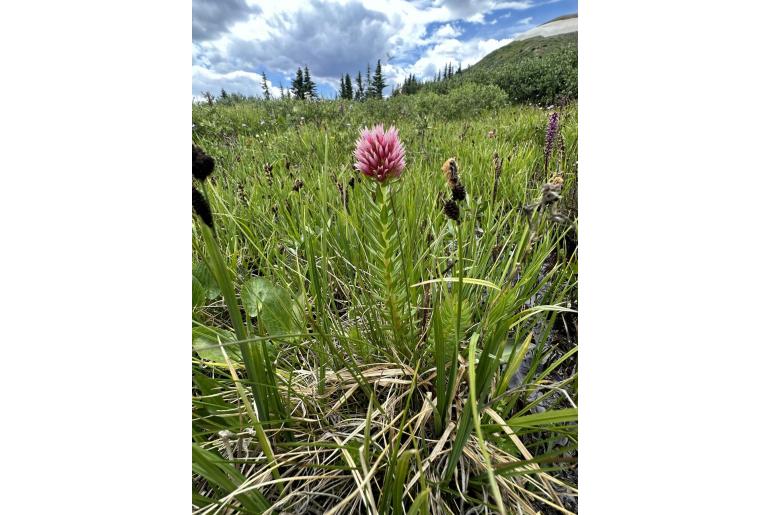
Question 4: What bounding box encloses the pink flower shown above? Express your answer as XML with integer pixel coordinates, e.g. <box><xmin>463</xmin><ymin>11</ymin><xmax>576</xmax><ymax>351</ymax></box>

<box><xmin>353</xmin><ymin>124</ymin><xmax>406</xmax><ymax>182</ymax></box>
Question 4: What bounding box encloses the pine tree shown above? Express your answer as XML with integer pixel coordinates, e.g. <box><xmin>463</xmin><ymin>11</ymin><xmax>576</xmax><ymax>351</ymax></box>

<box><xmin>355</xmin><ymin>71</ymin><xmax>364</xmax><ymax>101</ymax></box>
<box><xmin>372</xmin><ymin>59</ymin><xmax>386</xmax><ymax>99</ymax></box>
<box><xmin>261</xmin><ymin>72</ymin><xmax>271</xmax><ymax>100</ymax></box>
<box><xmin>365</xmin><ymin>63</ymin><xmax>375</xmax><ymax>99</ymax></box>
<box><xmin>303</xmin><ymin>66</ymin><xmax>316</xmax><ymax>99</ymax></box>
<box><xmin>344</xmin><ymin>74</ymin><xmax>353</xmax><ymax>100</ymax></box>
<box><xmin>443</xmin><ymin>64</ymin><xmax>447</xmax><ymax>80</ymax></box>
<box><xmin>448</xmin><ymin>62</ymin><xmax>453</xmax><ymax>79</ymax></box>
<box><xmin>403</xmin><ymin>74</ymin><xmax>418</xmax><ymax>95</ymax></box>
<box><xmin>220</xmin><ymin>88</ymin><xmax>228</xmax><ymax>99</ymax></box>
<box><xmin>457</xmin><ymin>62</ymin><xmax>462</xmax><ymax>74</ymax></box>
<box><xmin>339</xmin><ymin>75</ymin><xmax>346</xmax><ymax>99</ymax></box>
<box><xmin>292</xmin><ymin>67</ymin><xmax>304</xmax><ymax>99</ymax></box>
<box><xmin>279</xmin><ymin>82</ymin><xmax>285</xmax><ymax>100</ymax></box>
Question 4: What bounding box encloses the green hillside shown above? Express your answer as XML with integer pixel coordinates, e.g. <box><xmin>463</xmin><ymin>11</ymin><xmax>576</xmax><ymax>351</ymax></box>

<box><xmin>469</xmin><ymin>31</ymin><xmax>577</xmax><ymax>73</ymax></box>
<box><xmin>392</xmin><ymin>15</ymin><xmax>577</xmax><ymax>104</ymax></box>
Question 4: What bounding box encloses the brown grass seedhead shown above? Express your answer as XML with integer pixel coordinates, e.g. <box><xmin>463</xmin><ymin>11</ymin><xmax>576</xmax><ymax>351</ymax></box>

<box><xmin>443</xmin><ymin>199</ymin><xmax>460</xmax><ymax>221</ymax></box>
<box><xmin>451</xmin><ymin>183</ymin><xmax>466</xmax><ymax>202</ymax></box>
<box><xmin>192</xmin><ymin>187</ymin><xmax>214</xmax><ymax>232</ymax></box>
<box><xmin>442</xmin><ymin>157</ymin><xmax>460</xmax><ymax>188</ymax></box>
<box><xmin>192</xmin><ymin>145</ymin><xmax>215</xmax><ymax>181</ymax></box>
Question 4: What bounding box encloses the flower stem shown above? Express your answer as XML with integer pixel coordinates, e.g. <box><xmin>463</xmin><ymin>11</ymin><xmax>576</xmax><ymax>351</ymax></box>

<box><xmin>387</xmin><ymin>184</ymin><xmax>417</xmax><ymax>355</ymax></box>
<box><xmin>444</xmin><ymin>218</ymin><xmax>464</xmax><ymax>428</ymax></box>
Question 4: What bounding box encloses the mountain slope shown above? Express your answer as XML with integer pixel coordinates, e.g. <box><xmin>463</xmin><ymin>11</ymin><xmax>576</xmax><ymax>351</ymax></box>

<box><xmin>468</xmin><ymin>14</ymin><xmax>577</xmax><ymax>73</ymax></box>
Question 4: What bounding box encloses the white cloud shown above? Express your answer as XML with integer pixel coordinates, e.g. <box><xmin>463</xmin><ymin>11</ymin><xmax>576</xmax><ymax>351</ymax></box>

<box><xmin>191</xmin><ymin>65</ymin><xmax>281</xmax><ymax>98</ymax></box>
<box><xmin>518</xmin><ymin>16</ymin><xmax>534</xmax><ymax>25</ymax></box>
<box><xmin>467</xmin><ymin>13</ymin><xmax>486</xmax><ymax>24</ymax></box>
<box><xmin>192</xmin><ymin>0</ymin><xmax>549</xmax><ymax>97</ymax></box>
<box><xmin>382</xmin><ymin>35</ymin><xmax>513</xmax><ymax>88</ymax></box>
<box><xmin>433</xmin><ymin>23</ymin><xmax>462</xmax><ymax>39</ymax></box>
<box><xmin>435</xmin><ymin>0</ymin><xmax>535</xmax><ymax>18</ymax></box>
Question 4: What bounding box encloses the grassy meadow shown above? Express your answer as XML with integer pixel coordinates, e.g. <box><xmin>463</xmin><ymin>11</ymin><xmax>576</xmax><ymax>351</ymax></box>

<box><xmin>192</xmin><ymin>99</ymin><xmax>578</xmax><ymax>514</ymax></box>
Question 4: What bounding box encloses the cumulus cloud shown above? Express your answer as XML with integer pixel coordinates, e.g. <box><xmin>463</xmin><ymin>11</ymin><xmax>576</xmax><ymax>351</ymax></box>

<box><xmin>433</xmin><ymin>23</ymin><xmax>462</xmax><ymax>39</ymax></box>
<box><xmin>472</xmin><ymin>13</ymin><xmax>490</xmax><ymax>24</ymax></box>
<box><xmin>378</xmin><ymin>35</ymin><xmax>513</xmax><ymax>93</ymax></box>
<box><xmin>192</xmin><ymin>0</ymin><xmax>260</xmax><ymax>42</ymax></box>
<box><xmin>192</xmin><ymin>65</ymin><xmax>281</xmax><ymax>99</ymax></box>
<box><xmin>410</xmin><ymin>36</ymin><xmax>513</xmax><ymax>78</ymax></box>
<box><xmin>225</xmin><ymin>0</ymin><xmax>394</xmax><ymax>79</ymax></box>
<box><xmin>436</xmin><ymin>0</ymin><xmax>535</xmax><ymax>18</ymax></box>
<box><xmin>191</xmin><ymin>0</ymin><xmax>557</xmax><ymax>97</ymax></box>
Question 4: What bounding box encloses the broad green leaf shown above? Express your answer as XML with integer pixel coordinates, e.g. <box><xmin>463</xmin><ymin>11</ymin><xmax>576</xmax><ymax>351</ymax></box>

<box><xmin>192</xmin><ymin>325</ymin><xmax>240</xmax><ymax>362</ymax></box>
<box><xmin>192</xmin><ymin>261</ymin><xmax>220</xmax><ymax>300</ymax></box>
<box><xmin>241</xmin><ymin>277</ymin><xmax>304</xmax><ymax>338</ymax></box>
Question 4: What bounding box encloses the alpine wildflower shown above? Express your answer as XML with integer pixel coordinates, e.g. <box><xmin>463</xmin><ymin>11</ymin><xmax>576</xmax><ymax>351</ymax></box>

<box><xmin>353</xmin><ymin>124</ymin><xmax>406</xmax><ymax>182</ymax></box>
<box><xmin>544</xmin><ymin>111</ymin><xmax>560</xmax><ymax>172</ymax></box>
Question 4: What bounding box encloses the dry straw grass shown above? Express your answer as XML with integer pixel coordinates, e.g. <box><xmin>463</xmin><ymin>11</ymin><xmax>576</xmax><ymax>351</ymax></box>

<box><xmin>194</xmin><ymin>361</ymin><xmax>576</xmax><ymax>515</ymax></box>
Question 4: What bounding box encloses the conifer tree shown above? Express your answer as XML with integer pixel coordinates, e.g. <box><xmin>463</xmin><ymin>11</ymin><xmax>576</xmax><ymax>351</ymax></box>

<box><xmin>292</xmin><ymin>67</ymin><xmax>304</xmax><ymax>99</ymax></box>
<box><xmin>403</xmin><ymin>74</ymin><xmax>418</xmax><ymax>95</ymax></box>
<box><xmin>365</xmin><ymin>63</ymin><xmax>374</xmax><ymax>99</ymax></box>
<box><xmin>261</xmin><ymin>72</ymin><xmax>271</xmax><ymax>100</ymax></box>
<box><xmin>355</xmin><ymin>71</ymin><xmax>364</xmax><ymax>100</ymax></box>
<box><xmin>339</xmin><ymin>75</ymin><xmax>346</xmax><ymax>99</ymax></box>
<box><xmin>372</xmin><ymin>59</ymin><xmax>386</xmax><ymax>99</ymax></box>
<box><xmin>303</xmin><ymin>66</ymin><xmax>316</xmax><ymax>99</ymax></box>
<box><xmin>344</xmin><ymin>74</ymin><xmax>353</xmax><ymax>100</ymax></box>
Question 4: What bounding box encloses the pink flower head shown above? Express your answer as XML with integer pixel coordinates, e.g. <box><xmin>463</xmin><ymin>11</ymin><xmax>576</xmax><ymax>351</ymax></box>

<box><xmin>353</xmin><ymin>124</ymin><xmax>406</xmax><ymax>182</ymax></box>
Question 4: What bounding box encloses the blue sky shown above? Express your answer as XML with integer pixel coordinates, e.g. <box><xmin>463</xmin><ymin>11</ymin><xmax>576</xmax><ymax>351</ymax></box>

<box><xmin>192</xmin><ymin>0</ymin><xmax>577</xmax><ymax>100</ymax></box>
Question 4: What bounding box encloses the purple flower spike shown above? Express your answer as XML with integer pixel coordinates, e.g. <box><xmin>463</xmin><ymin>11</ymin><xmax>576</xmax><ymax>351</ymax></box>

<box><xmin>545</xmin><ymin>112</ymin><xmax>560</xmax><ymax>160</ymax></box>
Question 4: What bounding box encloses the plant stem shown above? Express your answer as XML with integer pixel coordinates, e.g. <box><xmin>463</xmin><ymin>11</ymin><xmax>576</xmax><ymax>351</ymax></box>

<box><xmin>387</xmin><ymin>183</ymin><xmax>417</xmax><ymax>355</ymax></box>
<box><xmin>444</xmin><ymin>219</ymin><xmax>464</xmax><ymax>428</ymax></box>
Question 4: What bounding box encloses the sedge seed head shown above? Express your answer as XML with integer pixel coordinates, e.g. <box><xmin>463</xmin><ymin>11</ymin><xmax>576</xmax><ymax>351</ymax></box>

<box><xmin>192</xmin><ymin>187</ymin><xmax>214</xmax><ymax>232</ymax></box>
<box><xmin>442</xmin><ymin>157</ymin><xmax>460</xmax><ymax>187</ymax></box>
<box><xmin>192</xmin><ymin>145</ymin><xmax>215</xmax><ymax>181</ymax></box>
<box><xmin>451</xmin><ymin>183</ymin><xmax>466</xmax><ymax>202</ymax></box>
<box><xmin>443</xmin><ymin>199</ymin><xmax>460</xmax><ymax>221</ymax></box>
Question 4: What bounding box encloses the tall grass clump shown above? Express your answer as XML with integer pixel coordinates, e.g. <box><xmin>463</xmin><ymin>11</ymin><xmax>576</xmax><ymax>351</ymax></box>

<box><xmin>192</xmin><ymin>100</ymin><xmax>578</xmax><ymax>514</ymax></box>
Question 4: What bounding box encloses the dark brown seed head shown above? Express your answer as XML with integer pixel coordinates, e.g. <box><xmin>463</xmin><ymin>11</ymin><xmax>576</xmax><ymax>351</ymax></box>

<box><xmin>292</xmin><ymin>179</ymin><xmax>304</xmax><ymax>192</ymax></box>
<box><xmin>192</xmin><ymin>187</ymin><xmax>215</xmax><ymax>232</ymax></box>
<box><xmin>493</xmin><ymin>152</ymin><xmax>502</xmax><ymax>179</ymax></box>
<box><xmin>192</xmin><ymin>145</ymin><xmax>215</xmax><ymax>181</ymax></box>
<box><xmin>451</xmin><ymin>183</ymin><xmax>466</xmax><ymax>202</ymax></box>
<box><xmin>443</xmin><ymin>199</ymin><xmax>460</xmax><ymax>221</ymax></box>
